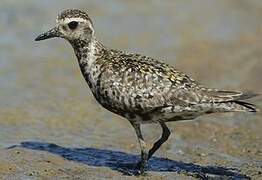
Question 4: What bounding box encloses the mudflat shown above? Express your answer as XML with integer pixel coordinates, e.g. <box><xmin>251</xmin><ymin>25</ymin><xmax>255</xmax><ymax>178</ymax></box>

<box><xmin>0</xmin><ymin>0</ymin><xmax>261</xmax><ymax>179</ymax></box>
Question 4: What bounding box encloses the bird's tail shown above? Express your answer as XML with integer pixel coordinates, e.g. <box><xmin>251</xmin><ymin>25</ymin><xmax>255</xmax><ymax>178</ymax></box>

<box><xmin>230</xmin><ymin>101</ymin><xmax>258</xmax><ymax>112</ymax></box>
<box><xmin>209</xmin><ymin>91</ymin><xmax>259</xmax><ymax>113</ymax></box>
<box><xmin>212</xmin><ymin>101</ymin><xmax>258</xmax><ymax>113</ymax></box>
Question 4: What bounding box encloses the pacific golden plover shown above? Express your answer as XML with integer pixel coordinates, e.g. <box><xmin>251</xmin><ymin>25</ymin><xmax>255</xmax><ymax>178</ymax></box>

<box><xmin>35</xmin><ymin>9</ymin><xmax>258</xmax><ymax>174</ymax></box>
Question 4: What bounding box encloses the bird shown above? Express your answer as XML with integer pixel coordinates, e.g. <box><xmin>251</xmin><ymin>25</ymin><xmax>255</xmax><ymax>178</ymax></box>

<box><xmin>35</xmin><ymin>9</ymin><xmax>259</xmax><ymax>174</ymax></box>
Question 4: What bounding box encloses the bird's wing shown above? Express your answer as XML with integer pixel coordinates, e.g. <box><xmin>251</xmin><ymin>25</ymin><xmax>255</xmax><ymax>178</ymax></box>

<box><xmin>98</xmin><ymin>53</ymin><xmax>255</xmax><ymax>114</ymax></box>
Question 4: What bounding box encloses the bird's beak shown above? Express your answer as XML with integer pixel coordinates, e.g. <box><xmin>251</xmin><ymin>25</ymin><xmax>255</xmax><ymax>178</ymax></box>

<box><xmin>35</xmin><ymin>27</ymin><xmax>60</xmax><ymax>41</ymax></box>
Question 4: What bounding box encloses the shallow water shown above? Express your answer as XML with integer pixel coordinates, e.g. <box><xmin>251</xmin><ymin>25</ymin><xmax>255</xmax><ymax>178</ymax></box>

<box><xmin>0</xmin><ymin>0</ymin><xmax>261</xmax><ymax>179</ymax></box>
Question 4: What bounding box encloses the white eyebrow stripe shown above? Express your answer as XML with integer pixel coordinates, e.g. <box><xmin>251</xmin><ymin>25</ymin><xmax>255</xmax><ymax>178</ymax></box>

<box><xmin>62</xmin><ymin>18</ymin><xmax>87</xmax><ymax>24</ymax></box>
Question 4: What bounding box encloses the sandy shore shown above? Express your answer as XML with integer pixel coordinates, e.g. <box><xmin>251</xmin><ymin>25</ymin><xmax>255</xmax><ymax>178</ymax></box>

<box><xmin>0</xmin><ymin>0</ymin><xmax>261</xmax><ymax>179</ymax></box>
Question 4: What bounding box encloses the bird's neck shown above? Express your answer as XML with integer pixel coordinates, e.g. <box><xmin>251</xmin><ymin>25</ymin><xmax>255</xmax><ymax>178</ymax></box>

<box><xmin>70</xmin><ymin>37</ymin><xmax>104</xmax><ymax>72</ymax></box>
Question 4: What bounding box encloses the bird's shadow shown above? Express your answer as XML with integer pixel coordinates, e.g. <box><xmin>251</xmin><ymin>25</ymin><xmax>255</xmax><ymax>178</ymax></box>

<box><xmin>8</xmin><ymin>141</ymin><xmax>249</xmax><ymax>179</ymax></box>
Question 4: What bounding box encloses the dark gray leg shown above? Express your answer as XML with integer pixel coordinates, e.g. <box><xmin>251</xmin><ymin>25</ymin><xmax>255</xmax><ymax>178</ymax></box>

<box><xmin>130</xmin><ymin>122</ymin><xmax>148</xmax><ymax>174</ymax></box>
<box><xmin>147</xmin><ymin>122</ymin><xmax>171</xmax><ymax>160</ymax></box>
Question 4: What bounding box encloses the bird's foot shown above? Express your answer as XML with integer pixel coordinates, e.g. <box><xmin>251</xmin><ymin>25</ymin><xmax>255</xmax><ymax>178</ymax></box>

<box><xmin>134</xmin><ymin>160</ymin><xmax>148</xmax><ymax>175</ymax></box>
<box><xmin>117</xmin><ymin>161</ymin><xmax>148</xmax><ymax>176</ymax></box>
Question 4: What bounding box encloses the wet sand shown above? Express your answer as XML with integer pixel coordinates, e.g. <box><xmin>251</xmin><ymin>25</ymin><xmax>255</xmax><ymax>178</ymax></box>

<box><xmin>0</xmin><ymin>0</ymin><xmax>261</xmax><ymax>179</ymax></box>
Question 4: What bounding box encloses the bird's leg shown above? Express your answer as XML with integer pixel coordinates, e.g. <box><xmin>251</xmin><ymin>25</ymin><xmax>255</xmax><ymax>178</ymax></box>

<box><xmin>130</xmin><ymin>122</ymin><xmax>148</xmax><ymax>174</ymax></box>
<box><xmin>147</xmin><ymin>122</ymin><xmax>171</xmax><ymax>160</ymax></box>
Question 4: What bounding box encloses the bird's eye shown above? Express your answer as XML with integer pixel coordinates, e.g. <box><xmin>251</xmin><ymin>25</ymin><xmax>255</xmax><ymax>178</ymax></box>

<box><xmin>68</xmin><ymin>21</ymin><xmax>78</xmax><ymax>30</ymax></box>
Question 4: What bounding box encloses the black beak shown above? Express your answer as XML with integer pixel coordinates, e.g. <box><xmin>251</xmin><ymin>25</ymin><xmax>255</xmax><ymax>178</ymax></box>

<box><xmin>35</xmin><ymin>27</ymin><xmax>60</xmax><ymax>41</ymax></box>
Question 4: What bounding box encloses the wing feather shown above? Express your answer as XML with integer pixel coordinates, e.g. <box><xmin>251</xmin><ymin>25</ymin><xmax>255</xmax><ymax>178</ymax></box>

<box><xmin>97</xmin><ymin>53</ymin><xmax>258</xmax><ymax>115</ymax></box>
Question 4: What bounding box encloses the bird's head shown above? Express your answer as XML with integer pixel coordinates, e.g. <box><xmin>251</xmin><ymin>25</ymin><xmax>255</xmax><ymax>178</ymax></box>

<box><xmin>35</xmin><ymin>9</ymin><xmax>94</xmax><ymax>42</ymax></box>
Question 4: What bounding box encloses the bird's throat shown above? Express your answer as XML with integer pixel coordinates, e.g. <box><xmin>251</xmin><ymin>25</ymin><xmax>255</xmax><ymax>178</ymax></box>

<box><xmin>70</xmin><ymin>38</ymin><xmax>105</xmax><ymax>84</ymax></box>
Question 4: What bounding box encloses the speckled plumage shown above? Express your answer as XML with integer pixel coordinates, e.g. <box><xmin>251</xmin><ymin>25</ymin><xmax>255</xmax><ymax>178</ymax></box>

<box><xmin>57</xmin><ymin>9</ymin><xmax>92</xmax><ymax>23</ymax></box>
<box><xmin>72</xmin><ymin>36</ymin><xmax>257</xmax><ymax>124</ymax></box>
<box><xmin>35</xmin><ymin>9</ymin><xmax>258</xmax><ymax>174</ymax></box>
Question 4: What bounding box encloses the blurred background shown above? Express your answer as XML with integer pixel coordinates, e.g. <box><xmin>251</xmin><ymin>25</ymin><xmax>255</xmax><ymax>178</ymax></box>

<box><xmin>0</xmin><ymin>0</ymin><xmax>261</xmax><ymax>178</ymax></box>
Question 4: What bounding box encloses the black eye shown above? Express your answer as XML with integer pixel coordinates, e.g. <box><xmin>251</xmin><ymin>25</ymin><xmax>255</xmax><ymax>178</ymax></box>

<box><xmin>68</xmin><ymin>21</ymin><xmax>78</xmax><ymax>30</ymax></box>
